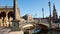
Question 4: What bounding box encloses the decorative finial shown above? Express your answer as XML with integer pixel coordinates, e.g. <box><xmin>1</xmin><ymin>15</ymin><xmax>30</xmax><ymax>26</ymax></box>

<box><xmin>53</xmin><ymin>3</ymin><xmax>55</xmax><ymax>8</ymax></box>
<box><xmin>53</xmin><ymin>3</ymin><xmax>56</xmax><ymax>11</ymax></box>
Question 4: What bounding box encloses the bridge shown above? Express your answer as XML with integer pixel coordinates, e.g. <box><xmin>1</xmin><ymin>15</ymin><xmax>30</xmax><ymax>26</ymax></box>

<box><xmin>19</xmin><ymin>21</ymin><xmax>55</xmax><ymax>30</ymax></box>
<box><xmin>35</xmin><ymin>21</ymin><xmax>56</xmax><ymax>29</ymax></box>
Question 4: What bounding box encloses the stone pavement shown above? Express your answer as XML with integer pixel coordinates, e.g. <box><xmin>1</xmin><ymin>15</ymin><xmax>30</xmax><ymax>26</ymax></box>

<box><xmin>8</xmin><ymin>31</ymin><xmax>24</xmax><ymax>34</ymax></box>
<box><xmin>0</xmin><ymin>27</ymin><xmax>11</xmax><ymax>34</ymax></box>
<box><xmin>0</xmin><ymin>27</ymin><xmax>24</xmax><ymax>34</ymax></box>
<box><xmin>0</xmin><ymin>27</ymin><xmax>5</xmax><ymax>30</ymax></box>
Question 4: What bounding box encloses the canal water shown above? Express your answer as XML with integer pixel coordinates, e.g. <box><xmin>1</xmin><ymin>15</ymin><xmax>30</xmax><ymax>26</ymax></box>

<box><xmin>24</xmin><ymin>23</ymin><xmax>60</xmax><ymax>34</ymax></box>
<box><xmin>34</xmin><ymin>30</ymin><xmax>60</xmax><ymax>34</ymax></box>
<box><xmin>24</xmin><ymin>30</ymin><xmax>60</xmax><ymax>34</ymax></box>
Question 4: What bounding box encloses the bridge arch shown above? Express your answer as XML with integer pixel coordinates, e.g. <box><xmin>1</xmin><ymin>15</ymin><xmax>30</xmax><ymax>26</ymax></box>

<box><xmin>36</xmin><ymin>24</ymin><xmax>49</xmax><ymax>30</ymax></box>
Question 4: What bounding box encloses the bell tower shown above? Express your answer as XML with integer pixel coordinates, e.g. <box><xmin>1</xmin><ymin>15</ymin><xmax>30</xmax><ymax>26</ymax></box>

<box><xmin>53</xmin><ymin>4</ymin><xmax>58</xmax><ymax>23</ymax></box>
<box><xmin>53</xmin><ymin>4</ymin><xmax>58</xmax><ymax>20</ymax></box>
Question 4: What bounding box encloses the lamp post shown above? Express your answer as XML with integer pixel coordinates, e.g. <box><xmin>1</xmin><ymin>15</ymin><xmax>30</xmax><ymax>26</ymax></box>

<box><xmin>48</xmin><ymin>1</ymin><xmax>52</xmax><ymax>29</ymax></box>
<box><xmin>48</xmin><ymin>1</ymin><xmax>53</xmax><ymax>34</ymax></box>
<box><xmin>42</xmin><ymin>8</ymin><xmax>44</xmax><ymax>18</ymax></box>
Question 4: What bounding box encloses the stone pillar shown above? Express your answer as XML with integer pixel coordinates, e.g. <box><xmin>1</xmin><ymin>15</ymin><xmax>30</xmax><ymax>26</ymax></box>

<box><xmin>6</xmin><ymin>16</ymin><xmax>9</xmax><ymax>27</ymax></box>
<box><xmin>11</xmin><ymin>20</ymin><xmax>19</xmax><ymax>31</ymax></box>
<box><xmin>11</xmin><ymin>0</ymin><xmax>20</xmax><ymax>31</ymax></box>
<box><xmin>14</xmin><ymin>0</ymin><xmax>18</xmax><ymax>20</ymax></box>
<box><xmin>0</xmin><ymin>19</ymin><xmax>3</xmax><ymax>27</ymax></box>
<box><xmin>9</xmin><ymin>17</ymin><xmax>13</xmax><ymax>27</ymax></box>
<box><xmin>1</xmin><ymin>17</ymin><xmax>4</xmax><ymax>26</ymax></box>
<box><xmin>4</xmin><ymin>17</ymin><xmax>6</xmax><ymax>27</ymax></box>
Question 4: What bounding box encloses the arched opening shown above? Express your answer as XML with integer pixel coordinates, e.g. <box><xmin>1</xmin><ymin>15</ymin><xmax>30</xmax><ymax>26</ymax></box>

<box><xmin>0</xmin><ymin>12</ymin><xmax>6</xmax><ymax>24</ymax></box>
<box><xmin>36</xmin><ymin>24</ymin><xmax>48</xmax><ymax>30</ymax></box>
<box><xmin>1</xmin><ymin>12</ymin><xmax>6</xmax><ymax>17</ymax></box>
<box><xmin>8</xmin><ymin>12</ymin><xmax>14</xmax><ymax>27</ymax></box>
<box><xmin>0</xmin><ymin>12</ymin><xmax>6</xmax><ymax>20</ymax></box>
<box><xmin>8</xmin><ymin>12</ymin><xmax>14</xmax><ymax>19</ymax></box>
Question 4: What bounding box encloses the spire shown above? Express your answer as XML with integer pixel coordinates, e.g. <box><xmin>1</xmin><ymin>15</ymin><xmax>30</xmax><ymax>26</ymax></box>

<box><xmin>53</xmin><ymin>3</ymin><xmax>56</xmax><ymax>11</ymax></box>
<box><xmin>6</xmin><ymin>4</ymin><xmax>8</xmax><ymax>8</ymax></box>
<box><xmin>53</xmin><ymin>3</ymin><xmax>58</xmax><ymax>20</ymax></box>
<box><xmin>53</xmin><ymin>3</ymin><xmax>57</xmax><ymax>13</ymax></box>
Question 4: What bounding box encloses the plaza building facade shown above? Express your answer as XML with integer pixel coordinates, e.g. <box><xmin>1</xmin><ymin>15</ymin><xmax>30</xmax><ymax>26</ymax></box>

<box><xmin>0</xmin><ymin>5</ymin><xmax>20</xmax><ymax>27</ymax></box>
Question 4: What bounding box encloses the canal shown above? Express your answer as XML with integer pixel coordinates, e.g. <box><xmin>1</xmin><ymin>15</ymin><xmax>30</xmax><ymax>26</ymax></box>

<box><xmin>24</xmin><ymin>30</ymin><xmax>60</xmax><ymax>34</ymax></box>
<box><xmin>34</xmin><ymin>30</ymin><xmax>60</xmax><ymax>34</ymax></box>
<box><xmin>23</xmin><ymin>23</ymin><xmax>60</xmax><ymax>34</ymax></box>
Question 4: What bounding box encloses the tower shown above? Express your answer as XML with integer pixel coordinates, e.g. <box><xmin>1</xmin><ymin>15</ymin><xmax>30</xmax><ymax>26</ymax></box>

<box><xmin>53</xmin><ymin>4</ymin><xmax>58</xmax><ymax>20</ymax></box>
<box><xmin>53</xmin><ymin>4</ymin><xmax>58</xmax><ymax>23</ymax></box>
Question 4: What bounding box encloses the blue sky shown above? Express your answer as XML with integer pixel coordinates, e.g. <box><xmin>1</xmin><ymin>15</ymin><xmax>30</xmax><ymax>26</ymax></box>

<box><xmin>0</xmin><ymin>0</ymin><xmax>60</xmax><ymax>18</ymax></box>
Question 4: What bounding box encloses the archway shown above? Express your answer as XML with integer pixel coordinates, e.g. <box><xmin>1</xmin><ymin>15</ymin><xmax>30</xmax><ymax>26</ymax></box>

<box><xmin>0</xmin><ymin>12</ymin><xmax>6</xmax><ymax>26</ymax></box>
<box><xmin>8</xmin><ymin>12</ymin><xmax>14</xmax><ymax>19</ymax></box>
<box><xmin>8</xmin><ymin>12</ymin><xmax>14</xmax><ymax>27</ymax></box>
<box><xmin>1</xmin><ymin>12</ymin><xmax>6</xmax><ymax>23</ymax></box>
<box><xmin>1</xmin><ymin>12</ymin><xmax>6</xmax><ymax>17</ymax></box>
<box><xmin>36</xmin><ymin>24</ymin><xmax>49</xmax><ymax>30</ymax></box>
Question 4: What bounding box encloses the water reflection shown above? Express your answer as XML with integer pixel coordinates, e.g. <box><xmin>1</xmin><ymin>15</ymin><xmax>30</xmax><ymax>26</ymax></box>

<box><xmin>35</xmin><ymin>30</ymin><xmax>48</xmax><ymax>34</ymax></box>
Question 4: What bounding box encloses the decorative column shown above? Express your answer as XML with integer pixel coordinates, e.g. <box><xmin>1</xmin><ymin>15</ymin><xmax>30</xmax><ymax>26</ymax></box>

<box><xmin>5</xmin><ymin>4</ymin><xmax>9</xmax><ymax>27</ymax></box>
<box><xmin>5</xmin><ymin>16</ymin><xmax>9</xmax><ymax>27</ymax></box>
<box><xmin>14</xmin><ymin>0</ymin><xmax>18</xmax><ymax>20</ymax></box>
<box><xmin>1</xmin><ymin>17</ymin><xmax>4</xmax><ymax>26</ymax></box>
<box><xmin>11</xmin><ymin>0</ymin><xmax>20</xmax><ymax>31</ymax></box>
<box><xmin>0</xmin><ymin>18</ymin><xmax>3</xmax><ymax>27</ymax></box>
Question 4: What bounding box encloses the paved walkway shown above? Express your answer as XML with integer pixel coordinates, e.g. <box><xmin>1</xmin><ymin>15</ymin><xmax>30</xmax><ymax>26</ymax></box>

<box><xmin>8</xmin><ymin>31</ymin><xmax>24</xmax><ymax>34</ymax></box>
<box><xmin>0</xmin><ymin>27</ymin><xmax>11</xmax><ymax>34</ymax></box>
<box><xmin>0</xmin><ymin>27</ymin><xmax>24</xmax><ymax>34</ymax></box>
